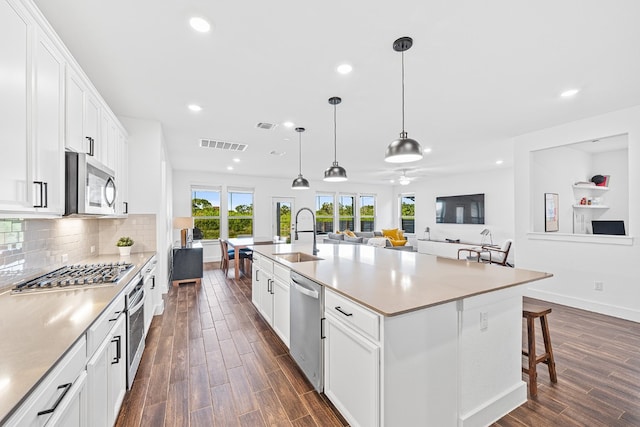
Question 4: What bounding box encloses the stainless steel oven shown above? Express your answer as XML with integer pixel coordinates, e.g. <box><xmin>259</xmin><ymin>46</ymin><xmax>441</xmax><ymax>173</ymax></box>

<box><xmin>126</xmin><ymin>274</ymin><xmax>145</xmax><ymax>389</ymax></box>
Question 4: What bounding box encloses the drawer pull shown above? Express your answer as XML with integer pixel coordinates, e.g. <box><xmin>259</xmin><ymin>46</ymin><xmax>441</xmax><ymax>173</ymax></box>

<box><xmin>108</xmin><ymin>311</ymin><xmax>121</xmax><ymax>322</ymax></box>
<box><xmin>335</xmin><ymin>306</ymin><xmax>353</xmax><ymax>317</ymax></box>
<box><xmin>111</xmin><ymin>335</ymin><xmax>122</xmax><ymax>364</ymax></box>
<box><xmin>37</xmin><ymin>382</ymin><xmax>72</xmax><ymax>416</ymax></box>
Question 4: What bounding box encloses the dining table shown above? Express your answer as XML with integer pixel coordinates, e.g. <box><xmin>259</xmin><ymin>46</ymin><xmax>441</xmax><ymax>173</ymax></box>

<box><xmin>225</xmin><ymin>236</ymin><xmax>285</xmax><ymax>280</ymax></box>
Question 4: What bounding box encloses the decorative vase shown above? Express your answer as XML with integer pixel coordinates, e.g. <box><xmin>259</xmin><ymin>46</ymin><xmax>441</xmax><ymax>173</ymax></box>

<box><xmin>118</xmin><ymin>246</ymin><xmax>132</xmax><ymax>257</ymax></box>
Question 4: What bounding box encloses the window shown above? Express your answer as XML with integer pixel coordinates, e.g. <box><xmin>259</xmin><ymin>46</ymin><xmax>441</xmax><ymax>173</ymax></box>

<box><xmin>316</xmin><ymin>194</ymin><xmax>334</xmax><ymax>233</ymax></box>
<box><xmin>338</xmin><ymin>195</ymin><xmax>355</xmax><ymax>231</ymax></box>
<box><xmin>191</xmin><ymin>187</ymin><xmax>221</xmax><ymax>239</ymax></box>
<box><xmin>228</xmin><ymin>190</ymin><xmax>254</xmax><ymax>238</ymax></box>
<box><xmin>400</xmin><ymin>194</ymin><xmax>415</xmax><ymax>233</ymax></box>
<box><xmin>359</xmin><ymin>195</ymin><xmax>375</xmax><ymax>232</ymax></box>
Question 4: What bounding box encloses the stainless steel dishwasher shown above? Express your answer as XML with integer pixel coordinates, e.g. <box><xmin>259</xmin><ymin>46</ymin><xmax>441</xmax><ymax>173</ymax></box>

<box><xmin>290</xmin><ymin>271</ymin><xmax>324</xmax><ymax>392</ymax></box>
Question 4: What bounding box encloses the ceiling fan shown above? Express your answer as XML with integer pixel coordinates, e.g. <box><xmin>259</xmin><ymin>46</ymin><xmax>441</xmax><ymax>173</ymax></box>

<box><xmin>396</xmin><ymin>169</ymin><xmax>415</xmax><ymax>186</ymax></box>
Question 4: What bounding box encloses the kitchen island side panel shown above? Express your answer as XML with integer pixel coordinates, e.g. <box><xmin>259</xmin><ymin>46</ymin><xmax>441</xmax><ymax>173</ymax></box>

<box><xmin>383</xmin><ymin>301</ymin><xmax>459</xmax><ymax>426</ymax></box>
<box><xmin>458</xmin><ymin>285</ymin><xmax>527</xmax><ymax>427</ymax></box>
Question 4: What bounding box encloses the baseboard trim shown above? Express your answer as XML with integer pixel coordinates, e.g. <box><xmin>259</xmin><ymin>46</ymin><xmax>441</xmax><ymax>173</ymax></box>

<box><xmin>525</xmin><ymin>289</ymin><xmax>640</xmax><ymax>322</ymax></box>
<box><xmin>459</xmin><ymin>381</ymin><xmax>527</xmax><ymax>427</ymax></box>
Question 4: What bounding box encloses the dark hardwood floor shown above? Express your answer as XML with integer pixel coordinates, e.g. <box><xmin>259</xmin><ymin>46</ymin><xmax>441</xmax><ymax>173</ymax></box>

<box><xmin>116</xmin><ymin>263</ymin><xmax>640</xmax><ymax>426</ymax></box>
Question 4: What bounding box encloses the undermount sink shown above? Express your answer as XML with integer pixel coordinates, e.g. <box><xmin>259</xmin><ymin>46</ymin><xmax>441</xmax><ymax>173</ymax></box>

<box><xmin>273</xmin><ymin>252</ymin><xmax>324</xmax><ymax>263</ymax></box>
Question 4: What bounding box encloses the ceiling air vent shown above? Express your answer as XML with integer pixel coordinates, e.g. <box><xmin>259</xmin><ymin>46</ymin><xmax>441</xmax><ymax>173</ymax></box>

<box><xmin>256</xmin><ymin>122</ymin><xmax>277</xmax><ymax>130</ymax></box>
<box><xmin>199</xmin><ymin>139</ymin><xmax>248</xmax><ymax>152</ymax></box>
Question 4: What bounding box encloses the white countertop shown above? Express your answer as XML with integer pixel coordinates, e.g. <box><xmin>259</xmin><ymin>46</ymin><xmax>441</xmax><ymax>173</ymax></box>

<box><xmin>253</xmin><ymin>243</ymin><xmax>552</xmax><ymax>316</ymax></box>
<box><xmin>0</xmin><ymin>252</ymin><xmax>156</xmax><ymax>424</ymax></box>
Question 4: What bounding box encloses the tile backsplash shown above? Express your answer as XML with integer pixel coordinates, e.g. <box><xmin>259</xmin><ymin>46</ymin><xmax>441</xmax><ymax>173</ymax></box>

<box><xmin>0</xmin><ymin>214</ymin><xmax>156</xmax><ymax>288</ymax></box>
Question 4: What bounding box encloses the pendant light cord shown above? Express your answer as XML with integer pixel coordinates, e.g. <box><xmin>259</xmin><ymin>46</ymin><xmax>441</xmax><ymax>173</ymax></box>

<box><xmin>298</xmin><ymin>132</ymin><xmax>302</xmax><ymax>175</ymax></box>
<box><xmin>333</xmin><ymin>104</ymin><xmax>338</xmax><ymax>162</ymax></box>
<box><xmin>401</xmin><ymin>49</ymin><xmax>405</xmax><ymax>133</ymax></box>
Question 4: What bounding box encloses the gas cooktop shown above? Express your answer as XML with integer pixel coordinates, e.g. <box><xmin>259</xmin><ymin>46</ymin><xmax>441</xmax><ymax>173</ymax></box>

<box><xmin>12</xmin><ymin>262</ymin><xmax>134</xmax><ymax>293</ymax></box>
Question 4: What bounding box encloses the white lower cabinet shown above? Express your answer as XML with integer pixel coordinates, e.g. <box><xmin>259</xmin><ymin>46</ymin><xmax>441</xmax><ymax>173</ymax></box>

<box><xmin>324</xmin><ymin>289</ymin><xmax>380</xmax><ymax>427</ymax></box>
<box><xmin>271</xmin><ymin>264</ymin><xmax>290</xmax><ymax>347</ymax></box>
<box><xmin>251</xmin><ymin>254</ymin><xmax>290</xmax><ymax>347</ymax></box>
<box><xmin>4</xmin><ymin>337</ymin><xmax>88</xmax><ymax>427</ymax></box>
<box><xmin>87</xmin><ymin>314</ymin><xmax>126</xmax><ymax>427</ymax></box>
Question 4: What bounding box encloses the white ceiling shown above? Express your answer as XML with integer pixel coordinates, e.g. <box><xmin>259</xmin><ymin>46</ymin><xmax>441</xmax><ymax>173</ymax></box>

<box><xmin>34</xmin><ymin>0</ymin><xmax>640</xmax><ymax>184</ymax></box>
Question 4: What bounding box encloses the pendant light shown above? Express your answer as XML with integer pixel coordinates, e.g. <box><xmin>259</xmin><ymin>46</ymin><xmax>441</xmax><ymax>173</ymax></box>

<box><xmin>291</xmin><ymin>127</ymin><xmax>310</xmax><ymax>190</ymax></box>
<box><xmin>385</xmin><ymin>36</ymin><xmax>423</xmax><ymax>163</ymax></box>
<box><xmin>323</xmin><ymin>96</ymin><xmax>348</xmax><ymax>182</ymax></box>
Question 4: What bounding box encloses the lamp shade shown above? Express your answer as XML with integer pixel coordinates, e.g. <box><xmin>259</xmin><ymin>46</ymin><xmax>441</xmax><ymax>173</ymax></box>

<box><xmin>291</xmin><ymin>174</ymin><xmax>310</xmax><ymax>190</ymax></box>
<box><xmin>385</xmin><ymin>133</ymin><xmax>423</xmax><ymax>163</ymax></box>
<box><xmin>323</xmin><ymin>162</ymin><xmax>348</xmax><ymax>182</ymax></box>
<box><xmin>173</xmin><ymin>217</ymin><xmax>193</xmax><ymax>229</ymax></box>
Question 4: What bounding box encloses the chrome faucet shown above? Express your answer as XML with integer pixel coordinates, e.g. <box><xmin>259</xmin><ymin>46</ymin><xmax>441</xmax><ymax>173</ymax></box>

<box><xmin>294</xmin><ymin>207</ymin><xmax>318</xmax><ymax>255</ymax></box>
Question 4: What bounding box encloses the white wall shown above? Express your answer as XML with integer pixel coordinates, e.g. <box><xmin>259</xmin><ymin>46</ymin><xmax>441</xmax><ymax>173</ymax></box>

<box><xmin>172</xmin><ymin>170</ymin><xmax>394</xmax><ymax>261</ymax></box>
<box><xmin>120</xmin><ymin>116</ymin><xmax>173</xmax><ymax>303</ymax></box>
<box><xmin>393</xmin><ymin>167</ymin><xmax>515</xmax><ymax>247</ymax></box>
<box><xmin>514</xmin><ymin>105</ymin><xmax>640</xmax><ymax>322</ymax></box>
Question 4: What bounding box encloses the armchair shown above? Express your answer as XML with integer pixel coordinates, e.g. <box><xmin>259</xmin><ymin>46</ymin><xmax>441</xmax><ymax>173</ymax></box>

<box><xmin>457</xmin><ymin>239</ymin><xmax>513</xmax><ymax>267</ymax></box>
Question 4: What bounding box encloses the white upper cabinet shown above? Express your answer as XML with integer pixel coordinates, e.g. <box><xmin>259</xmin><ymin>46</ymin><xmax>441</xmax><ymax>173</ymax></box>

<box><xmin>65</xmin><ymin>66</ymin><xmax>87</xmax><ymax>154</ymax></box>
<box><xmin>0</xmin><ymin>0</ymin><xmax>64</xmax><ymax>215</ymax></box>
<box><xmin>66</xmin><ymin>66</ymin><xmax>101</xmax><ymax>157</ymax></box>
<box><xmin>0</xmin><ymin>0</ymin><xmax>128</xmax><ymax>217</ymax></box>
<box><xmin>0</xmin><ymin>0</ymin><xmax>31</xmax><ymax>212</ymax></box>
<box><xmin>33</xmin><ymin>28</ymin><xmax>65</xmax><ymax>214</ymax></box>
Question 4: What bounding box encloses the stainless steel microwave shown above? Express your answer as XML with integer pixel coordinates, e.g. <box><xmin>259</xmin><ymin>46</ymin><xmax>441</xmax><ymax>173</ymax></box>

<box><xmin>65</xmin><ymin>151</ymin><xmax>117</xmax><ymax>216</ymax></box>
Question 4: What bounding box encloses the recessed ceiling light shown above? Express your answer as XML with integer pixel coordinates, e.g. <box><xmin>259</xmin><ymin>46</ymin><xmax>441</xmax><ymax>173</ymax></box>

<box><xmin>337</xmin><ymin>64</ymin><xmax>353</xmax><ymax>75</ymax></box>
<box><xmin>283</xmin><ymin>121</ymin><xmax>294</xmax><ymax>128</ymax></box>
<box><xmin>227</xmin><ymin>166</ymin><xmax>233</xmax><ymax>171</ymax></box>
<box><xmin>283</xmin><ymin>138</ymin><xmax>290</xmax><ymax>142</ymax></box>
<box><xmin>336</xmin><ymin>64</ymin><xmax>353</xmax><ymax>74</ymax></box>
<box><xmin>188</xmin><ymin>104</ymin><xmax>202</xmax><ymax>112</ymax></box>
<box><xmin>560</xmin><ymin>89</ymin><xmax>579</xmax><ymax>98</ymax></box>
<box><xmin>189</xmin><ymin>17</ymin><xmax>211</xmax><ymax>33</ymax></box>
<box><xmin>270</xmin><ymin>150</ymin><xmax>286</xmax><ymax>156</ymax></box>
<box><xmin>423</xmin><ymin>147</ymin><xmax>432</xmax><ymax>154</ymax></box>
<box><xmin>496</xmin><ymin>159</ymin><xmax>504</xmax><ymax>165</ymax></box>
<box><xmin>233</xmin><ymin>158</ymin><xmax>240</xmax><ymax>163</ymax></box>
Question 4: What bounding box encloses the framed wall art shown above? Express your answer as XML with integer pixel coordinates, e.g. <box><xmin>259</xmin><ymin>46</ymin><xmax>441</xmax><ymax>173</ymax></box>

<box><xmin>544</xmin><ymin>193</ymin><xmax>559</xmax><ymax>232</ymax></box>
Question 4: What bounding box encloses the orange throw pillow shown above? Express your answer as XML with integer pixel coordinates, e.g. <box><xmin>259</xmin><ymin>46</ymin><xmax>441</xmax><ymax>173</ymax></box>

<box><xmin>344</xmin><ymin>230</ymin><xmax>356</xmax><ymax>238</ymax></box>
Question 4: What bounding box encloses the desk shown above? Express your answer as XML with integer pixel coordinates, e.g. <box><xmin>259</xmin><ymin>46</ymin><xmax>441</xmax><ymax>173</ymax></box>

<box><xmin>226</xmin><ymin>236</ymin><xmax>283</xmax><ymax>280</ymax></box>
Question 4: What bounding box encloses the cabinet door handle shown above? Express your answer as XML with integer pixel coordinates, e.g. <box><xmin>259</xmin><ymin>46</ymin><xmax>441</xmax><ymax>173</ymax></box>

<box><xmin>37</xmin><ymin>382</ymin><xmax>72</xmax><ymax>416</ymax></box>
<box><xmin>86</xmin><ymin>136</ymin><xmax>94</xmax><ymax>156</ymax></box>
<box><xmin>33</xmin><ymin>181</ymin><xmax>43</xmax><ymax>207</ymax></box>
<box><xmin>321</xmin><ymin>317</ymin><xmax>326</xmax><ymax>339</ymax></box>
<box><xmin>123</xmin><ymin>201</ymin><xmax>128</xmax><ymax>214</ymax></box>
<box><xmin>42</xmin><ymin>182</ymin><xmax>48</xmax><ymax>208</ymax></box>
<box><xmin>334</xmin><ymin>306</ymin><xmax>353</xmax><ymax>317</ymax></box>
<box><xmin>111</xmin><ymin>335</ymin><xmax>122</xmax><ymax>364</ymax></box>
<box><xmin>256</xmin><ymin>270</ymin><xmax>260</xmax><ymax>281</ymax></box>
<box><xmin>151</xmin><ymin>276</ymin><xmax>155</xmax><ymax>289</ymax></box>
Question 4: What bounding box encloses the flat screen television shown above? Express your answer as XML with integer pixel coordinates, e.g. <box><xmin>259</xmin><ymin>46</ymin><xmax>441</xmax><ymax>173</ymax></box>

<box><xmin>436</xmin><ymin>193</ymin><xmax>485</xmax><ymax>224</ymax></box>
<box><xmin>592</xmin><ymin>220</ymin><xmax>625</xmax><ymax>236</ymax></box>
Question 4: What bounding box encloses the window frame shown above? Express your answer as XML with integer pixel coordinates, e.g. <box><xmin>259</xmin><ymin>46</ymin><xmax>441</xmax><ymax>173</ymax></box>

<box><xmin>338</xmin><ymin>193</ymin><xmax>356</xmax><ymax>231</ymax></box>
<box><xmin>315</xmin><ymin>193</ymin><xmax>335</xmax><ymax>233</ymax></box>
<box><xmin>359</xmin><ymin>194</ymin><xmax>376</xmax><ymax>232</ymax></box>
<box><xmin>227</xmin><ymin>188</ymin><xmax>255</xmax><ymax>238</ymax></box>
<box><xmin>399</xmin><ymin>193</ymin><xmax>416</xmax><ymax>234</ymax></box>
<box><xmin>191</xmin><ymin>185</ymin><xmax>222</xmax><ymax>240</ymax></box>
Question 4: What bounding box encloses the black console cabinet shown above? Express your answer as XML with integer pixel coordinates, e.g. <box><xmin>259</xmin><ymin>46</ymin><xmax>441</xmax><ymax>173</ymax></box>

<box><xmin>172</xmin><ymin>246</ymin><xmax>203</xmax><ymax>286</ymax></box>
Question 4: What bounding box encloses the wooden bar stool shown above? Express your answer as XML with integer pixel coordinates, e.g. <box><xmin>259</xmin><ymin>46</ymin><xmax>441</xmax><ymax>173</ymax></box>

<box><xmin>522</xmin><ymin>304</ymin><xmax>558</xmax><ymax>396</ymax></box>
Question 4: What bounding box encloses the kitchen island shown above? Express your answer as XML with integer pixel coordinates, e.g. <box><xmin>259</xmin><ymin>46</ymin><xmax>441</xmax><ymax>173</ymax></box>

<box><xmin>252</xmin><ymin>243</ymin><xmax>552</xmax><ymax>427</ymax></box>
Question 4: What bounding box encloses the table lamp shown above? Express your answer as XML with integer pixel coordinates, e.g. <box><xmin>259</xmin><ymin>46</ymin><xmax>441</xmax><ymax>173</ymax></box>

<box><xmin>173</xmin><ymin>217</ymin><xmax>193</xmax><ymax>248</ymax></box>
<box><xmin>480</xmin><ymin>228</ymin><xmax>493</xmax><ymax>246</ymax></box>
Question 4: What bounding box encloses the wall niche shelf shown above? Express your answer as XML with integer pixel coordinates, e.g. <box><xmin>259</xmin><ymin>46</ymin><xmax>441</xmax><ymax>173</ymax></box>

<box><xmin>571</xmin><ymin>185</ymin><xmax>609</xmax><ymax>191</ymax></box>
<box><xmin>572</xmin><ymin>205</ymin><xmax>609</xmax><ymax>209</ymax></box>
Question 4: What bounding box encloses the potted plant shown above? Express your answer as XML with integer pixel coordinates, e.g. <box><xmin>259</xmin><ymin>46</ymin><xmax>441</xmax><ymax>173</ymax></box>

<box><xmin>116</xmin><ymin>236</ymin><xmax>134</xmax><ymax>256</ymax></box>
